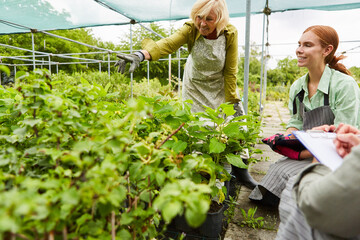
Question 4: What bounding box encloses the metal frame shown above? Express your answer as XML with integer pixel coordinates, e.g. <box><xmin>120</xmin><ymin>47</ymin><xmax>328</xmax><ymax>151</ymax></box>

<box><xmin>0</xmin><ymin>21</ymin><xmax>186</xmax><ymax>99</ymax></box>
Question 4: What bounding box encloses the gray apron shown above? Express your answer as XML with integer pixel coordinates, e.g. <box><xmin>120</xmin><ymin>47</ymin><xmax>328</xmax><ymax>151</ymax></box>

<box><xmin>293</xmin><ymin>88</ymin><xmax>335</xmax><ymax>130</ymax></box>
<box><xmin>182</xmin><ymin>34</ymin><xmax>226</xmax><ymax>113</ymax></box>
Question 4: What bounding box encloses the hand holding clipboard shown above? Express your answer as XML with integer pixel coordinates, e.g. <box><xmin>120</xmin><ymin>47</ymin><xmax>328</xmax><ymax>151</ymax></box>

<box><xmin>332</xmin><ymin>123</ymin><xmax>360</xmax><ymax>158</ymax></box>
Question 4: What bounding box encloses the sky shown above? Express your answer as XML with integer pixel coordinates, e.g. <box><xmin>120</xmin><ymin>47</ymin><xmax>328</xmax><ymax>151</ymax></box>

<box><xmin>90</xmin><ymin>8</ymin><xmax>360</xmax><ymax>69</ymax></box>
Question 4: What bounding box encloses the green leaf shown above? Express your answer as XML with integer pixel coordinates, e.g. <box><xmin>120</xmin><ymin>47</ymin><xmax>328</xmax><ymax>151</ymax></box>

<box><xmin>60</xmin><ymin>204</ymin><xmax>73</xmax><ymax>219</ymax></box>
<box><xmin>61</xmin><ymin>187</ymin><xmax>80</xmax><ymax>205</ymax></box>
<box><xmin>221</xmin><ymin>103</ymin><xmax>235</xmax><ymax>116</ymax></box>
<box><xmin>172</xmin><ymin>140</ymin><xmax>187</xmax><ymax>153</ymax></box>
<box><xmin>223</xmin><ymin>123</ymin><xmax>241</xmax><ymax>137</ymax></box>
<box><xmin>155</xmin><ymin>172</ymin><xmax>166</xmax><ymax>185</ymax></box>
<box><xmin>162</xmin><ymin>201</ymin><xmax>183</xmax><ymax>223</ymax></box>
<box><xmin>23</xmin><ymin>118</ymin><xmax>42</xmax><ymax>127</ymax></box>
<box><xmin>132</xmin><ymin>142</ymin><xmax>150</xmax><ymax>156</ymax></box>
<box><xmin>209</xmin><ymin>138</ymin><xmax>226</xmax><ymax>154</ymax></box>
<box><xmin>13</xmin><ymin>127</ymin><xmax>27</xmax><ymax>137</ymax></box>
<box><xmin>0</xmin><ymin>215</ymin><xmax>18</xmax><ymax>232</ymax></box>
<box><xmin>154</xmin><ymin>104</ymin><xmax>173</xmax><ymax>114</ymax></box>
<box><xmin>0</xmin><ymin>65</ymin><xmax>10</xmax><ymax>76</ymax></box>
<box><xmin>120</xmin><ymin>213</ymin><xmax>134</xmax><ymax>225</ymax></box>
<box><xmin>139</xmin><ymin>190</ymin><xmax>151</xmax><ymax>203</ymax></box>
<box><xmin>225</xmin><ymin>154</ymin><xmax>247</xmax><ymax>169</ymax></box>
<box><xmin>185</xmin><ymin>206</ymin><xmax>207</xmax><ymax>228</ymax></box>
<box><xmin>117</xmin><ymin>229</ymin><xmax>132</xmax><ymax>240</ymax></box>
<box><xmin>108</xmin><ymin>186</ymin><xmax>127</xmax><ymax>207</ymax></box>
<box><xmin>104</xmin><ymin>82</ymin><xmax>111</xmax><ymax>93</ymax></box>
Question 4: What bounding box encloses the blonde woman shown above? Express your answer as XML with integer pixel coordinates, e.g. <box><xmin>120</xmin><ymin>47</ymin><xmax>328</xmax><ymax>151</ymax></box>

<box><xmin>116</xmin><ymin>0</ymin><xmax>257</xmax><ymax>188</ymax></box>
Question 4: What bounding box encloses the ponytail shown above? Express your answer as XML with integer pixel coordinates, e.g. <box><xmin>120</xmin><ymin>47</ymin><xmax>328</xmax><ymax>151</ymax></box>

<box><xmin>328</xmin><ymin>55</ymin><xmax>352</xmax><ymax>76</ymax></box>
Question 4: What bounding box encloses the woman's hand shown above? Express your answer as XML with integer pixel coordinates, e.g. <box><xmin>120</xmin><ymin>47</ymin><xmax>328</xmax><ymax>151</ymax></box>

<box><xmin>333</xmin><ymin>124</ymin><xmax>360</xmax><ymax>158</ymax></box>
<box><xmin>285</xmin><ymin>127</ymin><xmax>299</xmax><ymax>139</ymax></box>
<box><xmin>312</xmin><ymin>124</ymin><xmax>337</xmax><ymax>132</ymax></box>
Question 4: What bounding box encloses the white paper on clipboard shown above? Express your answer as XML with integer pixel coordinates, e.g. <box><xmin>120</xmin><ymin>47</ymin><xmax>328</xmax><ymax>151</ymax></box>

<box><xmin>293</xmin><ymin>131</ymin><xmax>343</xmax><ymax>171</ymax></box>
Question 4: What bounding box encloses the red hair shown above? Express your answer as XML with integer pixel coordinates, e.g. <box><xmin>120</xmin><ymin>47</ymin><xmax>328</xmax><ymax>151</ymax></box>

<box><xmin>304</xmin><ymin>25</ymin><xmax>351</xmax><ymax>75</ymax></box>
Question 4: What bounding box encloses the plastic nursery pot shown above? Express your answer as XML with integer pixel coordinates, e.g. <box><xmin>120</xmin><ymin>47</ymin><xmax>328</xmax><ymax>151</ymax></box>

<box><xmin>173</xmin><ymin>201</ymin><xmax>226</xmax><ymax>238</ymax></box>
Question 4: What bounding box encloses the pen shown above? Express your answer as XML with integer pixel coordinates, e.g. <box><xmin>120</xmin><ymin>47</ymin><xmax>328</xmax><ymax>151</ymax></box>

<box><xmin>306</xmin><ymin>130</ymin><xmax>360</xmax><ymax>139</ymax></box>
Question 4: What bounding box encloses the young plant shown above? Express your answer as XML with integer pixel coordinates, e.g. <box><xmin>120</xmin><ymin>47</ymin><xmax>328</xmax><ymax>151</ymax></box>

<box><xmin>224</xmin><ymin>196</ymin><xmax>237</xmax><ymax>225</ymax></box>
<box><xmin>177</xmin><ymin>102</ymin><xmax>261</xmax><ymax>202</ymax></box>
<box><xmin>240</xmin><ymin>207</ymin><xmax>264</xmax><ymax>229</ymax></box>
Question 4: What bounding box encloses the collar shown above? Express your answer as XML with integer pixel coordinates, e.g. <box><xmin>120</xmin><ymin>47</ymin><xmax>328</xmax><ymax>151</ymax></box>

<box><xmin>317</xmin><ymin>66</ymin><xmax>331</xmax><ymax>94</ymax></box>
<box><xmin>302</xmin><ymin>65</ymin><xmax>331</xmax><ymax>95</ymax></box>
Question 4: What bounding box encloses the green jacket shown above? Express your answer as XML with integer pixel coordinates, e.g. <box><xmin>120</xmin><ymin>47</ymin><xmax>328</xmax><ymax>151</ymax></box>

<box><xmin>142</xmin><ymin>21</ymin><xmax>240</xmax><ymax>104</ymax></box>
<box><xmin>293</xmin><ymin>145</ymin><xmax>360</xmax><ymax>238</ymax></box>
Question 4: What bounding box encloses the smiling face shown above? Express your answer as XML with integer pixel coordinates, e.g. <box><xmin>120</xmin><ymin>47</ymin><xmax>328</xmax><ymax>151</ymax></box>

<box><xmin>296</xmin><ymin>30</ymin><xmax>331</xmax><ymax>70</ymax></box>
<box><xmin>195</xmin><ymin>9</ymin><xmax>217</xmax><ymax>37</ymax></box>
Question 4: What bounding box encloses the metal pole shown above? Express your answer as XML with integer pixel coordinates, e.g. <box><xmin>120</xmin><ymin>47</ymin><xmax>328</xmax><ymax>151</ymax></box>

<box><xmin>168</xmin><ymin>54</ymin><xmax>171</xmax><ymax>85</ymax></box>
<box><xmin>259</xmin><ymin>13</ymin><xmax>266</xmax><ymax>114</ymax></box>
<box><xmin>99</xmin><ymin>62</ymin><xmax>101</xmax><ymax>73</ymax></box>
<box><xmin>243</xmin><ymin>0</ymin><xmax>251</xmax><ymax>114</ymax></box>
<box><xmin>177</xmin><ymin>49</ymin><xmax>181</xmax><ymax>97</ymax></box>
<box><xmin>147</xmin><ymin>60</ymin><xmax>150</xmax><ymax>84</ymax></box>
<box><xmin>48</xmin><ymin>55</ymin><xmax>51</xmax><ymax>74</ymax></box>
<box><xmin>264</xmin><ymin>56</ymin><xmax>268</xmax><ymax>104</ymax></box>
<box><xmin>108</xmin><ymin>52</ymin><xmax>111</xmax><ymax>78</ymax></box>
<box><xmin>31</xmin><ymin>32</ymin><xmax>36</xmax><ymax>70</ymax></box>
<box><xmin>14</xmin><ymin>65</ymin><xmax>17</xmax><ymax>77</ymax></box>
<box><xmin>130</xmin><ymin>23</ymin><xmax>133</xmax><ymax>98</ymax></box>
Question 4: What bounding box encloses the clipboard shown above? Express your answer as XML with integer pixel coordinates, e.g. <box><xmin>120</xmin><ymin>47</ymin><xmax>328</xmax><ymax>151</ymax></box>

<box><xmin>293</xmin><ymin>131</ymin><xmax>343</xmax><ymax>171</ymax></box>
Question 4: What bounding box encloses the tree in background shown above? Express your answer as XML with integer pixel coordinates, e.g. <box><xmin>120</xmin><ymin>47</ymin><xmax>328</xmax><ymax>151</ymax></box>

<box><xmin>267</xmin><ymin>57</ymin><xmax>307</xmax><ymax>86</ymax></box>
<box><xmin>350</xmin><ymin>66</ymin><xmax>360</xmax><ymax>84</ymax></box>
<box><xmin>237</xmin><ymin>44</ymin><xmax>262</xmax><ymax>91</ymax></box>
<box><xmin>0</xmin><ymin>29</ymin><xmax>118</xmax><ymax>74</ymax></box>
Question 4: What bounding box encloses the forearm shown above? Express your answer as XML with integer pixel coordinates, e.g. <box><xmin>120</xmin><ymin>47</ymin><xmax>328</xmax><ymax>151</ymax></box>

<box><xmin>299</xmin><ymin>150</ymin><xmax>312</xmax><ymax>159</ymax></box>
<box><xmin>224</xmin><ymin>48</ymin><xmax>239</xmax><ymax>103</ymax></box>
<box><xmin>141</xmin><ymin>24</ymin><xmax>190</xmax><ymax>61</ymax></box>
<box><xmin>141</xmin><ymin>50</ymin><xmax>151</xmax><ymax>60</ymax></box>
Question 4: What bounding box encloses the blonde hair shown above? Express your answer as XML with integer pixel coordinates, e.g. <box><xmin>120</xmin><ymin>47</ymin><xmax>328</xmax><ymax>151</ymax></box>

<box><xmin>190</xmin><ymin>0</ymin><xmax>229</xmax><ymax>35</ymax></box>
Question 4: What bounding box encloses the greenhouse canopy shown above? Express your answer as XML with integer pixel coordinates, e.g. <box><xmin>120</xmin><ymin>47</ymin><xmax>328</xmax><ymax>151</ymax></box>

<box><xmin>1</xmin><ymin>0</ymin><xmax>360</xmax><ymax>35</ymax></box>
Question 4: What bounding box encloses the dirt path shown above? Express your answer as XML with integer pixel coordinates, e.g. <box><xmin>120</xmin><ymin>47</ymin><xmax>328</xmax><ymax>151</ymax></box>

<box><xmin>224</xmin><ymin>101</ymin><xmax>290</xmax><ymax>240</ymax></box>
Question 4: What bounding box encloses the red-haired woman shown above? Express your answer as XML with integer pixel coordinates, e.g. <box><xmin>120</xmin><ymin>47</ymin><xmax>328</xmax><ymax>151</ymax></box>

<box><xmin>250</xmin><ymin>25</ymin><xmax>360</xmax><ymax>206</ymax></box>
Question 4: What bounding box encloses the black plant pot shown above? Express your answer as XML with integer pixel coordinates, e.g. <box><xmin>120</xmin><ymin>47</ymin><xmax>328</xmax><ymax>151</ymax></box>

<box><xmin>173</xmin><ymin>202</ymin><xmax>226</xmax><ymax>238</ymax></box>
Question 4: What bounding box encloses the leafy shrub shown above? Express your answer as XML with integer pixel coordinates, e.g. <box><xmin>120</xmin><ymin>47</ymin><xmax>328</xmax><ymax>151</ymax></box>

<box><xmin>0</xmin><ymin>68</ymin><xmax>261</xmax><ymax>239</ymax></box>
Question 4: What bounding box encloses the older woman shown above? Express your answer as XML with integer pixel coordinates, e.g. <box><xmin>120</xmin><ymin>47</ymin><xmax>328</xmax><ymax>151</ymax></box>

<box><xmin>249</xmin><ymin>25</ymin><xmax>360</xmax><ymax>206</ymax></box>
<box><xmin>115</xmin><ymin>0</ymin><xmax>257</xmax><ymax>188</ymax></box>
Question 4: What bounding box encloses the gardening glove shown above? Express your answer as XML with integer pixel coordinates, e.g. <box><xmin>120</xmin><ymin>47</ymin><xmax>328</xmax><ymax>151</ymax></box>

<box><xmin>262</xmin><ymin>133</ymin><xmax>285</xmax><ymax>150</ymax></box>
<box><xmin>273</xmin><ymin>146</ymin><xmax>302</xmax><ymax>160</ymax></box>
<box><xmin>115</xmin><ymin>51</ymin><xmax>144</xmax><ymax>74</ymax></box>
<box><xmin>233</xmin><ymin>101</ymin><xmax>245</xmax><ymax>118</ymax></box>
<box><xmin>262</xmin><ymin>133</ymin><xmax>302</xmax><ymax>160</ymax></box>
